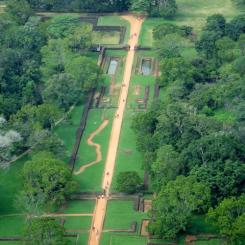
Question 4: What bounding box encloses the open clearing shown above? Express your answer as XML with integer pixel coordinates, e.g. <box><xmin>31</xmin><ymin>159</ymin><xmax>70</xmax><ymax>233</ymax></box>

<box><xmin>139</xmin><ymin>0</ymin><xmax>241</xmax><ymax>46</ymax></box>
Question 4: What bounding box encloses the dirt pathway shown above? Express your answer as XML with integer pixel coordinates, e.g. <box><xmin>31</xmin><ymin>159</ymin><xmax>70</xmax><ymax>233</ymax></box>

<box><xmin>74</xmin><ymin>120</ymin><xmax>109</xmax><ymax>175</ymax></box>
<box><xmin>88</xmin><ymin>15</ymin><xmax>143</xmax><ymax>245</ymax></box>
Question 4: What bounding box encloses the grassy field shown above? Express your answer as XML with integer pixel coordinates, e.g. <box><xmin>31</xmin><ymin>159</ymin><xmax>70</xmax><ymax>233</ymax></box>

<box><xmin>0</xmin><ymin>157</ymin><xmax>27</xmax><ymax>215</ymax></box>
<box><xmin>64</xmin><ymin>216</ymin><xmax>92</xmax><ymax>230</ymax></box>
<box><xmin>97</xmin><ymin>16</ymin><xmax>130</xmax><ymax>44</ymax></box>
<box><xmin>139</xmin><ymin>0</ymin><xmax>240</xmax><ymax>46</ymax></box>
<box><xmin>111</xmin><ymin>110</ymin><xmax>145</xmax><ymax>190</ymax></box>
<box><xmin>0</xmin><ymin>215</ymin><xmax>25</xmax><ymax>236</ymax></box>
<box><xmin>59</xmin><ymin>200</ymin><xmax>95</xmax><ymax>214</ymax></box>
<box><xmin>102</xmin><ymin>200</ymin><xmax>148</xmax><ymax>245</ymax></box>
<box><xmin>74</xmin><ymin>108</ymin><xmax>115</xmax><ymax>192</ymax></box>
<box><xmin>104</xmin><ymin>200</ymin><xmax>147</xmax><ymax>230</ymax></box>
<box><xmin>92</xmin><ymin>31</ymin><xmax>121</xmax><ymax>45</ymax></box>
<box><xmin>102</xmin><ymin>233</ymin><xmax>147</xmax><ymax>245</ymax></box>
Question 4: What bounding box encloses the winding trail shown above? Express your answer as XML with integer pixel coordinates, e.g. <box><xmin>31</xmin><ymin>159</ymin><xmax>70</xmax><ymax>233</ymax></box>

<box><xmin>88</xmin><ymin>15</ymin><xmax>143</xmax><ymax>245</ymax></box>
<box><xmin>74</xmin><ymin>119</ymin><xmax>109</xmax><ymax>175</ymax></box>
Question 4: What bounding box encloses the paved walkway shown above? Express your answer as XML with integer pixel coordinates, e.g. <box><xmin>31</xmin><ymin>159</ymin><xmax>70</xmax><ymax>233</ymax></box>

<box><xmin>88</xmin><ymin>15</ymin><xmax>143</xmax><ymax>245</ymax></box>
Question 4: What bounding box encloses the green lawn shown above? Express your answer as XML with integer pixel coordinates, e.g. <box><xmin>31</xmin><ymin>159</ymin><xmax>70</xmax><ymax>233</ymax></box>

<box><xmin>64</xmin><ymin>216</ymin><xmax>92</xmax><ymax>231</ymax></box>
<box><xmin>139</xmin><ymin>0</ymin><xmax>240</xmax><ymax>46</ymax></box>
<box><xmin>92</xmin><ymin>31</ymin><xmax>121</xmax><ymax>45</ymax></box>
<box><xmin>97</xmin><ymin>16</ymin><xmax>130</xmax><ymax>44</ymax></box>
<box><xmin>0</xmin><ymin>157</ymin><xmax>27</xmax><ymax>215</ymax></box>
<box><xmin>0</xmin><ymin>215</ymin><xmax>25</xmax><ymax>236</ymax></box>
<box><xmin>59</xmin><ymin>200</ymin><xmax>95</xmax><ymax>214</ymax></box>
<box><xmin>74</xmin><ymin>108</ymin><xmax>115</xmax><ymax>192</ymax></box>
<box><xmin>112</xmin><ymin>110</ymin><xmax>145</xmax><ymax>190</ymax></box>
<box><xmin>102</xmin><ymin>233</ymin><xmax>147</xmax><ymax>245</ymax></box>
<box><xmin>104</xmin><ymin>200</ymin><xmax>147</xmax><ymax>231</ymax></box>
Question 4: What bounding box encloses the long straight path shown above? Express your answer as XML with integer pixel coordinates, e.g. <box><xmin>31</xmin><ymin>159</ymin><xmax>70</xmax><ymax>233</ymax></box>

<box><xmin>88</xmin><ymin>15</ymin><xmax>143</xmax><ymax>245</ymax></box>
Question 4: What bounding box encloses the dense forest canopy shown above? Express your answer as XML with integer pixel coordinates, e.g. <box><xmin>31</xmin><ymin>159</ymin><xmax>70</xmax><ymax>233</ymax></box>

<box><xmin>25</xmin><ymin>0</ymin><xmax>178</xmax><ymax>17</ymax></box>
<box><xmin>0</xmin><ymin>1</ymin><xmax>102</xmax><ymax>166</ymax></box>
<box><xmin>132</xmin><ymin>13</ymin><xmax>245</xmax><ymax>243</ymax></box>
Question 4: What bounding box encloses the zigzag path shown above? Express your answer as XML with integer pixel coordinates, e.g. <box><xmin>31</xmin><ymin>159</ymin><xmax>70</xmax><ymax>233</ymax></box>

<box><xmin>74</xmin><ymin>119</ymin><xmax>109</xmax><ymax>175</ymax></box>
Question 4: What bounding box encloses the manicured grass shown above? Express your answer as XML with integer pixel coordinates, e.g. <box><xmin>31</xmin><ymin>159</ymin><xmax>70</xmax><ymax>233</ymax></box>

<box><xmin>97</xmin><ymin>16</ymin><xmax>130</xmax><ymax>44</ymax></box>
<box><xmin>195</xmin><ymin>240</ymin><xmax>223</xmax><ymax>245</ymax></box>
<box><xmin>77</xmin><ymin>232</ymin><xmax>89</xmax><ymax>244</ymax></box>
<box><xmin>92</xmin><ymin>31</ymin><xmax>121</xmax><ymax>45</ymax></box>
<box><xmin>104</xmin><ymin>200</ymin><xmax>147</xmax><ymax>231</ymax></box>
<box><xmin>74</xmin><ymin>108</ymin><xmax>115</xmax><ymax>192</ymax></box>
<box><xmin>139</xmin><ymin>0</ymin><xmax>240</xmax><ymax>46</ymax></box>
<box><xmin>102</xmin><ymin>233</ymin><xmax>147</xmax><ymax>245</ymax></box>
<box><xmin>0</xmin><ymin>157</ymin><xmax>27</xmax><ymax>215</ymax></box>
<box><xmin>59</xmin><ymin>200</ymin><xmax>95</xmax><ymax>214</ymax></box>
<box><xmin>0</xmin><ymin>215</ymin><xmax>25</xmax><ymax>236</ymax></box>
<box><xmin>112</xmin><ymin>110</ymin><xmax>145</xmax><ymax>190</ymax></box>
<box><xmin>64</xmin><ymin>216</ymin><xmax>92</xmax><ymax>231</ymax></box>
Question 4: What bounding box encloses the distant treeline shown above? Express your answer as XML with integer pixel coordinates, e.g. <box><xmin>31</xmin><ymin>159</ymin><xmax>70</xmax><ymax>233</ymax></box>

<box><xmin>26</xmin><ymin>0</ymin><xmax>131</xmax><ymax>12</ymax></box>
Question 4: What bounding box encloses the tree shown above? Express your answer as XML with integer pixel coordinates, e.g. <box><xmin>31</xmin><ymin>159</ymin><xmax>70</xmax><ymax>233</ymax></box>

<box><xmin>43</xmin><ymin>73</ymin><xmax>80</xmax><ymax>111</ymax></box>
<box><xmin>215</xmin><ymin>37</ymin><xmax>241</xmax><ymax>64</ymax></box>
<box><xmin>21</xmin><ymin>152</ymin><xmax>78</xmax><ymax>210</ymax></box>
<box><xmin>192</xmin><ymin>160</ymin><xmax>245</xmax><ymax>204</ymax></box>
<box><xmin>204</xmin><ymin>14</ymin><xmax>226</xmax><ymax>36</ymax></box>
<box><xmin>158</xmin><ymin>57</ymin><xmax>194</xmax><ymax>86</ymax></box>
<box><xmin>188</xmin><ymin>83</ymin><xmax>225</xmax><ymax>111</ymax></box>
<box><xmin>116</xmin><ymin>171</ymin><xmax>143</xmax><ymax>194</ymax></box>
<box><xmin>35</xmin><ymin>104</ymin><xmax>61</xmax><ymax>129</ymax></box>
<box><xmin>41</xmin><ymin>38</ymin><xmax>72</xmax><ymax>78</ymax></box>
<box><xmin>26</xmin><ymin>218</ymin><xmax>67</xmax><ymax>245</ymax></box>
<box><xmin>148</xmin><ymin>176</ymin><xmax>210</xmax><ymax>239</ymax></box>
<box><xmin>67</xmin><ymin>24</ymin><xmax>92</xmax><ymax>53</ymax></box>
<box><xmin>233</xmin><ymin>56</ymin><xmax>245</xmax><ymax>76</ymax></box>
<box><xmin>226</xmin><ymin>15</ymin><xmax>245</xmax><ymax>41</ymax></box>
<box><xmin>10</xmin><ymin>104</ymin><xmax>61</xmax><ymax>148</ymax></box>
<box><xmin>130</xmin><ymin>0</ymin><xmax>150</xmax><ymax>13</ymax></box>
<box><xmin>155</xmin><ymin>34</ymin><xmax>184</xmax><ymax>59</ymax></box>
<box><xmin>153</xmin><ymin>23</ymin><xmax>185</xmax><ymax>40</ymax></box>
<box><xmin>150</xmin><ymin>0</ymin><xmax>177</xmax><ymax>18</ymax></box>
<box><xmin>196</xmin><ymin>31</ymin><xmax>222</xmax><ymax>59</ymax></box>
<box><xmin>151</xmin><ymin>145</ymin><xmax>183</xmax><ymax>191</ymax></box>
<box><xmin>232</xmin><ymin>0</ymin><xmax>245</xmax><ymax>8</ymax></box>
<box><xmin>208</xmin><ymin>195</ymin><xmax>245</xmax><ymax>244</ymax></box>
<box><xmin>130</xmin><ymin>0</ymin><xmax>177</xmax><ymax>18</ymax></box>
<box><xmin>65</xmin><ymin>56</ymin><xmax>102</xmax><ymax>91</ymax></box>
<box><xmin>6</xmin><ymin>0</ymin><xmax>33</xmax><ymax>25</ymax></box>
<box><xmin>46</xmin><ymin>14</ymin><xmax>80</xmax><ymax>39</ymax></box>
<box><xmin>30</xmin><ymin>130</ymin><xmax>67</xmax><ymax>159</ymax></box>
<box><xmin>0</xmin><ymin>117</ymin><xmax>22</xmax><ymax>168</ymax></box>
